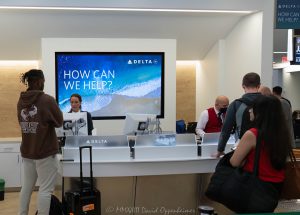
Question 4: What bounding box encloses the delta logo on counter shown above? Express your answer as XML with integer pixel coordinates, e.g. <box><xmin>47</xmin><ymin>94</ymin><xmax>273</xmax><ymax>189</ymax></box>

<box><xmin>86</xmin><ymin>139</ymin><xmax>108</xmax><ymax>144</ymax></box>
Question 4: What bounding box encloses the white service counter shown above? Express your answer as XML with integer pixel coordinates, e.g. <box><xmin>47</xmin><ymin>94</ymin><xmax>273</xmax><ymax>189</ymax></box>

<box><xmin>0</xmin><ymin>139</ymin><xmax>21</xmax><ymax>188</ymax></box>
<box><xmin>62</xmin><ymin>157</ymin><xmax>219</xmax><ymax>177</ymax></box>
<box><xmin>61</xmin><ymin>134</ymin><xmax>234</xmax><ymax>215</ymax></box>
<box><xmin>61</xmin><ymin>133</ymin><xmax>233</xmax><ymax>177</ymax></box>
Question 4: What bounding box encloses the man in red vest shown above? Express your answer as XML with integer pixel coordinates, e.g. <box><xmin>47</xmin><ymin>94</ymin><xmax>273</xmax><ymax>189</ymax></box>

<box><xmin>196</xmin><ymin>95</ymin><xmax>229</xmax><ymax>137</ymax></box>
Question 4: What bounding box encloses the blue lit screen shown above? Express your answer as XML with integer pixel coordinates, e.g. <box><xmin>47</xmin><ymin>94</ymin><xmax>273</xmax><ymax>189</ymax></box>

<box><xmin>55</xmin><ymin>52</ymin><xmax>164</xmax><ymax>119</ymax></box>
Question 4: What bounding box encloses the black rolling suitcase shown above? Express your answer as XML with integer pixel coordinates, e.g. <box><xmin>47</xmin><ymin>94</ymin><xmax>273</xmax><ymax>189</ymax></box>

<box><xmin>64</xmin><ymin>146</ymin><xmax>101</xmax><ymax>215</ymax></box>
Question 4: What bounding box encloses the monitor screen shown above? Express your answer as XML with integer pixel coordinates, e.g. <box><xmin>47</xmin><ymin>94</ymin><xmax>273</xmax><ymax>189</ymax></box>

<box><xmin>123</xmin><ymin>113</ymin><xmax>157</xmax><ymax>135</ymax></box>
<box><xmin>55</xmin><ymin>52</ymin><xmax>165</xmax><ymax>119</ymax></box>
<box><xmin>291</xmin><ymin>36</ymin><xmax>300</xmax><ymax>65</ymax></box>
<box><xmin>55</xmin><ymin>112</ymin><xmax>88</xmax><ymax>137</ymax></box>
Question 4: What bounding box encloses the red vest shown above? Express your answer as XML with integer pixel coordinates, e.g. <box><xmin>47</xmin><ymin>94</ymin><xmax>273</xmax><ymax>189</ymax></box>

<box><xmin>204</xmin><ymin>107</ymin><xmax>222</xmax><ymax>133</ymax></box>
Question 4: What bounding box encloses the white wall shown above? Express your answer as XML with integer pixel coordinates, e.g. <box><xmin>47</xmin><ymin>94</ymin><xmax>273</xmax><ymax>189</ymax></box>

<box><xmin>260</xmin><ymin>1</ymin><xmax>275</xmax><ymax>87</ymax></box>
<box><xmin>196</xmin><ymin>42</ymin><xmax>220</xmax><ymax>120</ymax></box>
<box><xmin>221</xmin><ymin>12</ymin><xmax>263</xmax><ymax>100</ymax></box>
<box><xmin>273</xmin><ymin>69</ymin><xmax>283</xmax><ymax>87</ymax></box>
<box><xmin>197</xmin><ymin>12</ymin><xmax>264</xmax><ymax>116</ymax></box>
<box><xmin>283</xmin><ymin>70</ymin><xmax>300</xmax><ymax>110</ymax></box>
<box><xmin>41</xmin><ymin>38</ymin><xmax>176</xmax><ymax>135</ymax></box>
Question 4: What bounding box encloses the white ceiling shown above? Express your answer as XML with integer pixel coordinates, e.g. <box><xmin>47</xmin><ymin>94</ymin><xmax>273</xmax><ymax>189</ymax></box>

<box><xmin>0</xmin><ymin>9</ymin><xmax>246</xmax><ymax>60</ymax></box>
<box><xmin>0</xmin><ymin>1</ymin><xmax>281</xmax><ymax>62</ymax></box>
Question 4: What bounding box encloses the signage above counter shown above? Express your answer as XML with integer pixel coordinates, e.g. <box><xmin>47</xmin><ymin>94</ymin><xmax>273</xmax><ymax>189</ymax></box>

<box><xmin>276</xmin><ymin>0</ymin><xmax>300</xmax><ymax>29</ymax></box>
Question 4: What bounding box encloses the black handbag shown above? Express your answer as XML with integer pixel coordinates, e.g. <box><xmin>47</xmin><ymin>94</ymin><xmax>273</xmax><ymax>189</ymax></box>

<box><xmin>205</xmin><ymin>132</ymin><xmax>279</xmax><ymax>213</ymax></box>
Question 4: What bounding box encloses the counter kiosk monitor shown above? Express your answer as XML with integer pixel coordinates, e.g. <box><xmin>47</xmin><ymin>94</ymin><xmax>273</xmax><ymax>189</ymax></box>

<box><xmin>201</xmin><ymin>132</ymin><xmax>221</xmax><ymax>144</ymax></box>
<box><xmin>123</xmin><ymin>113</ymin><xmax>157</xmax><ymax>135</ymax></box>
<box><xmin>56</xmin><ymin>112</ymin><xmax>88</xmax><ymax>137</ymax></box>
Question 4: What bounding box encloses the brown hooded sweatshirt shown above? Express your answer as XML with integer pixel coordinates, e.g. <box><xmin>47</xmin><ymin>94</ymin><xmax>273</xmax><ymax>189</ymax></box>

<box><xmin>17</xmin><ymin>90</ymin><xmax>63</xmax><ymax>159</ymax></box>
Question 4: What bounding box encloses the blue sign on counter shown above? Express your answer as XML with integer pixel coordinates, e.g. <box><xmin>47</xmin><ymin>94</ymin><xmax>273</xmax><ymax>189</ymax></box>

<box><xmin>276</xmin><ymin>0</ymin><xmax>300</xmax><ymax>29</ymax></box>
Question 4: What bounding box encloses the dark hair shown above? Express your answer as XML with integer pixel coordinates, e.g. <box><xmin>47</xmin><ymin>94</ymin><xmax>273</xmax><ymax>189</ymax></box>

<box><xmin>242</xmin><ymin>72</ymin><xmax>260</xmax><ymax>88</ymax></box>
<box><xmin>292</xmin><ymin>110</ymin><xmax>300</xmax><ymax>121</ymax></box>
<box><xmin>272</xmin><ymin>86</ymin><xmax>282</xmax><ymax>96</ymax></box>
<box><xmin>70</xmin><ymin>93</ymin><xmax>82</xmax><ymax>110</ymax></box>
<box><xmin>20</xmin><ymin>69</ymin><xmax>44</xmax><ymax>89</ymax></box>
<box><xmin>253</xmin><ymin>95</ymin><xmax>291</xmax><ymax>170</ymax></box>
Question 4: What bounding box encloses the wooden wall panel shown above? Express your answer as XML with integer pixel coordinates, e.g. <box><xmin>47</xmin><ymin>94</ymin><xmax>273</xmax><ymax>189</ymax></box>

<box><xmin>1</xmin><ymin>62</ymin><xmax>197</xmax><ymax>137</ymax></box>
<box><xmin>135</xmin><ymin>174</ymin><xmax>199</xmax><ymax>215</ymax></box>
<box><xmin>0</xmin><ymin>64</ymin><xmax>37</xmax><ymax>137</ymax></box>
<box><xmin>176</xmin><ymin>63</ymin><xmax>196</xmax><ymax>123</ymax></box>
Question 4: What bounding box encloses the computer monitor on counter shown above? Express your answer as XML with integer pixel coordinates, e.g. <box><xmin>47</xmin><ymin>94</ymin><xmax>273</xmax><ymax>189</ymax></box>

<box><xmin>123</xmin><ymin>113</ymin><xmax>157</xmax><ymax>135</ymax></box>
<box><xmin>56</xmin><ymin>112</ymin><xmax>88</xmax><ymax>137</ymax></box>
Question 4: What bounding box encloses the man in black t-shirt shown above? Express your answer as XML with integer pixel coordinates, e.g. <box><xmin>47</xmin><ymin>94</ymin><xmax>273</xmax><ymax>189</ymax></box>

<box><xmin>273</xmin><ymin>86</ymin><xmax>292</xmax><ymax>108</ymax></box>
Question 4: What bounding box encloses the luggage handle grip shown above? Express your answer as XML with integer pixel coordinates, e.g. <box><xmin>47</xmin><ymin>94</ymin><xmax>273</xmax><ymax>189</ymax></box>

<box><xmin>79</xmin><ymin>146</ymin><xmax>94</xmax><ymax>192</ymax></box>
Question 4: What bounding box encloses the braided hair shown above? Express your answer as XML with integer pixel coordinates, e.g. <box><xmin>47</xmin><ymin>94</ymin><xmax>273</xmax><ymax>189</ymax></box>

<box><xmin>20</xmin><ymin>69</ymin><xmax>44</xmax><ymax>89</ymax></box>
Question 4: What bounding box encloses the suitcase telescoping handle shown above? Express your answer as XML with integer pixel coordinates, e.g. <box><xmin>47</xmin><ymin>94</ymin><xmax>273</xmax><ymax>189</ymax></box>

<box><xmin>79</xmin><ymin>146</ymin><xmax>94</xmax><ymax>192</ymax></box>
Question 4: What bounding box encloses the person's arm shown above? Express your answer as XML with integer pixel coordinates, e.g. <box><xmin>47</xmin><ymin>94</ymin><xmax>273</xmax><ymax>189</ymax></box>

<box><xmin>87</xmin><ymin>112</ymin><xmax>94</xmax><ymax>135</ymax></box>
<box><xmin>230</xmin><ymin>130</ymin><xmax>256</xmax><ymax>167</ymax></box>
<box><xmin>283</xmin><ymin>101</ymin><xmax>296</xmax><ymax>148</ymax></box>
<box><xmin>216</xmin><ymin>101</ymin><xmax>237</xmax><ymax>156</ymax></box>
<box><xmin>47</xmin><ymin>96</ymin><xmax>63</xmax><ymax>128</ymax></box>
<box><xmin>195</xmin><ymin>110</ymin><xmax>208</xmax><ymax>137</ymax></box>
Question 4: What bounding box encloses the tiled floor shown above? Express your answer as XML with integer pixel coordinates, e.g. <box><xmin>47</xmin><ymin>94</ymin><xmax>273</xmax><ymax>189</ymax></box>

<box><xmin>1</xmin><ymin>191</ymin><xmax>300</xmax><ymax>215</ymax></box>
<box><xmin>0</xmin><ymin>190</ymin><xmax>62</xmax><ymax>215</ymax></box>
<box><xmin>198</xmin><ymin>194</ymin><xmax>300</xmax><ymax>215</ymax></box>
<box><xmin>0</xmin><ymin>191</ymin><xmax>37</xmax><ymax>215</ymax></box>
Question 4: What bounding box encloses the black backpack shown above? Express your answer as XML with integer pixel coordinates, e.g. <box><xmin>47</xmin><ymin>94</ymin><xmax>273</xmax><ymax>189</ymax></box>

<box><xmin>35</xmin><ymin>194</ymin><xmax>65</xmax><ymax>215</ymax></box>
<box><xmin>234</xmin><ymin>98</ymin><xmax>255</xmax><ymax>139</ymax></box>
<box><xmin>176</xmin><ymin>120</ymin><xmax>186</xmax><ymax>133</ymax></box>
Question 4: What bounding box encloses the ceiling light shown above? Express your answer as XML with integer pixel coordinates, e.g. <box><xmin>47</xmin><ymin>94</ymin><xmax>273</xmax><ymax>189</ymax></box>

<box><xmin>0</xmin><ymin>60</ymin><xmax>39</xmax><ymax>67</ymax></box>
<box><xmin>0</xmin><ymin>6</ymin><xmax>253</xmax><ymax>14</ymax></box>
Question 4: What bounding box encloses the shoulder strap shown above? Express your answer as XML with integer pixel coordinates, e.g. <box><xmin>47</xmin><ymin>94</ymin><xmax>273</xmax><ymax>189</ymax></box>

<box><xmin>233</xmin><ymin>99</ymin><xmax>244</xmax><ymax>117</ymax></box>
<box><xmin>253</xmin><ymin>131</ymin><xmax>262</xmax><ymax>176</ymax></box>
<box><xmin>282</xmin><ymin>97</ymin><xmax>292</xmax><ymax>107</ymax></box>
<box><xmin>288</xmin><ymin>150</ymin><xmax>297</xmax><ymax>166</ymax></box>
<box><xmin>234</xmin><ymin>99</ymin><xmax>247</xmax><ymax>136</ymax></box>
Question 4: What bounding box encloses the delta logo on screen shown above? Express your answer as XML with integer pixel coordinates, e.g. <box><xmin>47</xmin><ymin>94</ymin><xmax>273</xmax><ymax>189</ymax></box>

<box><xmin>127</xmin><ymin>59</ymin><xmax>159</xmax><ymax>65</ymax></box>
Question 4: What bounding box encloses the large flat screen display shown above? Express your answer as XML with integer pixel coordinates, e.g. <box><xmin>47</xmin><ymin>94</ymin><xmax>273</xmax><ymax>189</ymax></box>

<box><xmin>55</xmin><ymin>52</ymin><xmax>164</xmax><ymax>119</ymax></box>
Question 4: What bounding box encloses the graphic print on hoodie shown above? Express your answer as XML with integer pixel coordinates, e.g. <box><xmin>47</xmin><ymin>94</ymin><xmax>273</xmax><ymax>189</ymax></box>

<box><xmin>20</xmin><ymin>104</ymin><xmax>39</xmax><ymax>133</ymax></box>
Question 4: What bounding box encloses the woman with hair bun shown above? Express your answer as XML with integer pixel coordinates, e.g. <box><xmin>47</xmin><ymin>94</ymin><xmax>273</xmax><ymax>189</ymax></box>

<box><xmin>69</xmin><ymin>93</ymin><xmax>94</xmax><ymax>135</ymax></box>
